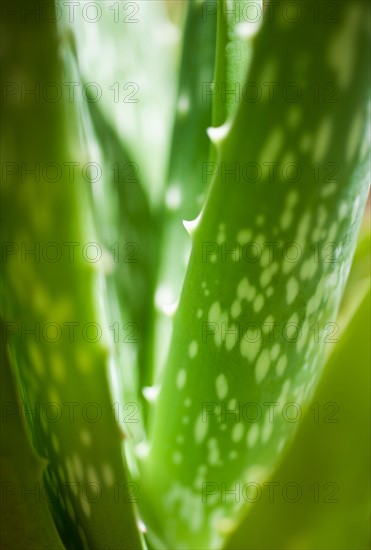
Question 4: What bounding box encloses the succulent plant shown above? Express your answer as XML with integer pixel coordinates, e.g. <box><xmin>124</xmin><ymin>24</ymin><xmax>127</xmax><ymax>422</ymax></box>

<box><xmin>1</xmin><ymin>1</ymin><xmax>370</xmax><ymax>549</ymax></box>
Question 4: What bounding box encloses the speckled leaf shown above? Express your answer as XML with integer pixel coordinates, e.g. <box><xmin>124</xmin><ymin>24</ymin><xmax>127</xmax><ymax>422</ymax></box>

<box><xmin>1</xmin><ymin>4</ymin><xmax>143</xmax><ymax>548</ymax></box>
<box><xmin>0</xmin><ymin>338</ymin><xmax>65</xmax><ymax>550</ymax></box>
<box><xmin>145</xmin><ymin>2</ymin><xmax>370</xmax><ymax>548</ymax></box>
<box><xmin>225</xmin><ymin>289</ymin><xmax>371</xmax><ymax>550</ymax></box>
<box><xmin>212</xmin><ymin>0</ymin><xmax>258</xmax><ymax>126</ymax></box>
<box><xmin>150</xmin><ymin>0</ymin><xmax>217</xmax><ymax>385</ymax></box>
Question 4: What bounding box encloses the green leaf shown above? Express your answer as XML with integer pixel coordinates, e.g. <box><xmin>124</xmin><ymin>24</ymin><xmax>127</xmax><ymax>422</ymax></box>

<box><xmin>144</xmin><ymin>2</ymin><xmax>370</xmax><ymax>548</ymax></box>
<box><xmin>150</xmin><ymin>0</ymin><xmax>218</xmax><ymax>386</ymax></box>
<box><xmin>87</xmin><ymin>99</ymin><xmax>158</xmax><ymax>415</ymax></box>
<box><xmin>1</xmin><ymin>3</ymin><xmax>143</xmax><ymax>548</ymax></box>
<box><xmin>0</xmin><ymin>336</ymin><xmax>65</xmax><ymax>550</ymax></box>
<box><xmin>53</xmin><ymin>26</ymin><xmax>156</xmax><ymax>430</ymax></box>
<box><xmin>224</xmin><ymin>288</ymin><xmax>371</xmax><ymax>550</ymax></box>
<box><xmin>212</xmin><ymin>0</ymin><xmax>258</xmax><ymax>126</ymax></box>
<box><xmin>60</xmin><ymin>0</ymin><xmax>178</xmax><ymax>205</ymax></box>
<box><xmin>335</xmin><ymin>223</ymin><xmax>370</xmax><ymax>335</ymax></box>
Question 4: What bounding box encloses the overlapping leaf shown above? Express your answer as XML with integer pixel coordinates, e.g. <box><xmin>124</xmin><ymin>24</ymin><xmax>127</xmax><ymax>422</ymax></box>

<box><xmin>1</xmin><ymin>1</ymin><xmax>369</xmax><ymax>549</ymax></box>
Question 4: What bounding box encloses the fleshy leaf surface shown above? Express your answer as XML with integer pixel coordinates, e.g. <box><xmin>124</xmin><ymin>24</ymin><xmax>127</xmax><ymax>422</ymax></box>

<box><xmin>60</xmin><ymin>0</ymin><xmax>178</xmax><ymax>204</ymax></box>
<box><xmin>225</xmin><ymin>289</ymin><xmax>371</xmax><ymax>549</ymax></box>
<box><xmin>1</xmin><ymin>3</ymin><xmax>143</xmax><ymax>548</ymax></box>
<box><xmin>145</xmin><ymin>2</ymin><xmax>370</xmax><ymax>548</ymax></box>
<box><xmin>0</xmin><ymin>338</ymin><xmax>65</xmax><ymax>550</ymax></box>
<box><xmin>150</xmin><ymin>0</ymin><xmax>218</xmax><ymax>385</ymax></box>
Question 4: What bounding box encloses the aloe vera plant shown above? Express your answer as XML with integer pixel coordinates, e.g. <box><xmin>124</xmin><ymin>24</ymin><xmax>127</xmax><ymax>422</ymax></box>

<box><xmin>1</xmin><ymin>1</ymin><xmax>370</xmax><ymax>549</ymax></box>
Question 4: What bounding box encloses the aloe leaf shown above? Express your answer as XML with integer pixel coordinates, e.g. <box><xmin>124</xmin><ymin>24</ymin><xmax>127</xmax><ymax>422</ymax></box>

<box><xmin>0</xmin><ymin>337</ymin><xmax>65</xmax><ymax>550</ymax></box>
<box><xmin>60</xmin><ymin>0</ymin><xmax>178</xmax><ymax>205</ymax></box>
<box><xmin>151</xmin><ymin>0</ymin><xmax>262</xmax><ymax>378</ymax></box>
<box><xmin>224</xmin><ymin>288</ymin><xmax>371</xmax><ymax>550</ymax></box>
<box><xmin>54</xmin><ymin>30</ymin><xmax>152</xmax><ymax>426</ymax></box>
<box><xmin>145</xmin><ymin>2</ymin><xmax>370</xmax><ymax>548</ymax></box>
<box><xmin>66</xmin><ymin>48</ymin><xmax>157</xmax><ymax>422</ymax></box>
<box><xmin>150</xmin><ymin>0</ymin><xmax>218</xmax><ymax>386</ymax></box>
<box><xmin>335</xmin><ymin>220</ymin><xmax>370</xmax><ymax>333</ymax></box>
<box><xmin>1</xmin><ymin>3</ymin><xmax>143</xmax><ymax>547</ymax></box>
<box><xmin>84</xmin><ymin>97</ymin><xmax>158</xmax><ymax>418</ymax></box>
<box><xmin>212</xmin><ymin>0</ymin><xmax>259</xmax><ymax>126</ymax></box>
